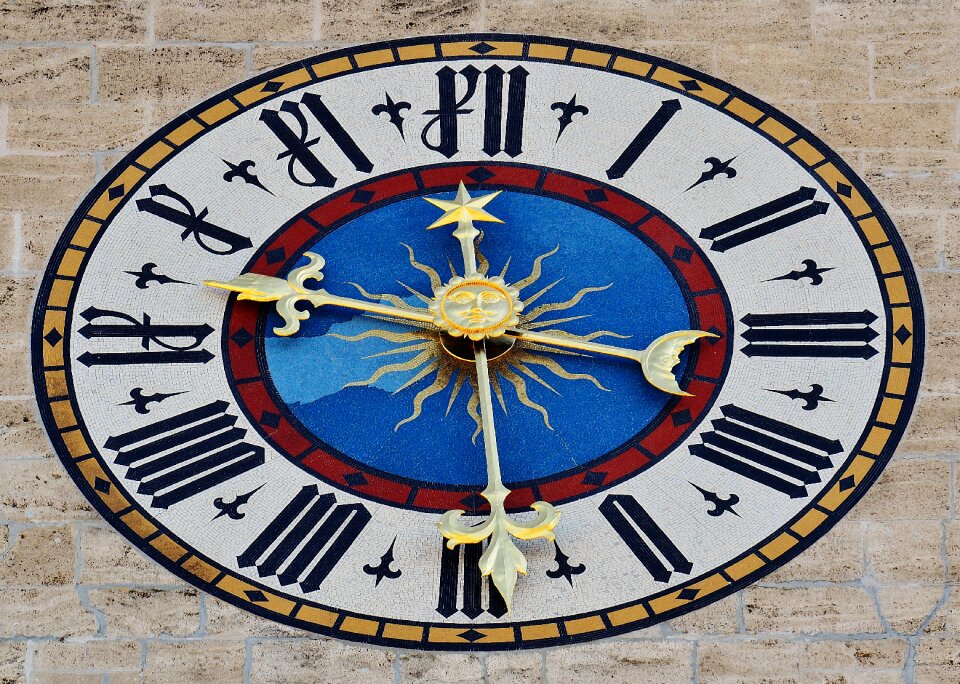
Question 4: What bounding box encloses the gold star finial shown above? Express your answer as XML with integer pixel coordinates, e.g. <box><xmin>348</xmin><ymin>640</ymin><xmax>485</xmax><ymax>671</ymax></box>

<box><xmin>423</xmin><ymin>181</ymin><xmax>503</xmax><ymax>229</ymax></box>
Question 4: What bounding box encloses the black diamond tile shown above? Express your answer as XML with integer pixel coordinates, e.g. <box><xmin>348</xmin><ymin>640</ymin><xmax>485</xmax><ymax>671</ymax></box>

<box><xmin>706</xmin><ymin>325</ymin><xmax>722</xmax><ymax>344</ymax></box>
<box><xmin>467</xmin><ymin>166</ymin><xmax>494</xmax><ymax>182</ymax></box>
<box><xmin>344</xmin><ymin>471</ymin><xmax>368</xmax><ymax>486</ymax></box>
<box><xmin>458</xmin><ymin>628</ymin><xmax>485</xmax><ymax>642</ymax></box>
<box><xmin>672</xmin><ymin>246</ymin><xmax>692</xmax><ymax>263</ymax></box>
<box><xmin>94</xmin><ymin>477</ymin><xmax>112</xmax><ymax>494</ymax></box>
<box><xmin>672</xmin><ymin>409</ymin><xmax>692</xmax><ymax>427</ymax></box>
<box><xmin>265</xmin><ymin>247</ymin><xmax>286</xmax><ymax>265</ymax></box>
<box><xmin>230</xmin><ymin>328</ymin><xmax>253</xmax><ymax>348</ymax></box>
<box><xmin>245</xmin><ymin>589</ymin><xmax>268</xmax><ymax>602</ymax></box>
<box><xmin>108</xmin><ymin>184</ymin><xmax>125</xmax><ymax>200</ymax></box>
<box><xmin>582</xmin><ymin>471</ymin><xmax>606</xmax><ymax>486</ymax></box>
<box><xmin>677</xmin><ymin>587</ymin><xmax>699</xmax><ymax>601</ymax></box>
<box><xmin>261</xmin><ymin>80</ymin><xmax>283</xmax><ymax>93</ymax></box>
<box><xmin>680</xmin><ymin>79</ymin><xmax>702</xmax><ymax>92</ymax></box>
<box><xmin>260</xmin><ymin>411</ymin><xmax>281</xmax><ymax>429</ymax></box>
<box><xmin>43</xmin><ymin>328</ymin><xmax>63</xmax><ymax>347</ymax></box>
<box><xmin>584</xmin><ymin>188</ymin><xmax>607</xmax><ymax>203</ymax></box>
<box><xmin>836</xmin><ymin>182</ymin><xmax>853</xmax><ymax>198</ymax></box>
<box><xmin>838</xmin><ymin>475</ymin><xmax>856</xmax><ymax>492</ymax></box>
<box><xmin>351</xmin><ymin>189</ymin><xmax>375</xmax><ymax>204</ymax></box>
<box><xmin>470</xmin><ymin>42</ymin><xmax>496</xmax><ymax>55</ymax></box>
<box><xmin>460</xmin><ymin>492</ymin><xmax>486</xmax><ymax>509</ymax></box>
<box><xmin>894</xmin><ymin>324</ymin><xmax>912</xmax><ymax>344</ymax></box>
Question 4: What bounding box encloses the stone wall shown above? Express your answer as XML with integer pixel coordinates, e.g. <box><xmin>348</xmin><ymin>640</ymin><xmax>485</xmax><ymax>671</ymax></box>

<box><xmin>0</xmin><ymin>1</ymin><xmax>957</xmax><ymax>682</ymax></box>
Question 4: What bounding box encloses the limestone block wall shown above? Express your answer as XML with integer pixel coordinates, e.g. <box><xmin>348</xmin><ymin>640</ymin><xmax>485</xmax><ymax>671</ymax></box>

<box><xmin>0</xmin><ymin>1</ymin><xmax>957</xmax><ymax>682</ymax></box>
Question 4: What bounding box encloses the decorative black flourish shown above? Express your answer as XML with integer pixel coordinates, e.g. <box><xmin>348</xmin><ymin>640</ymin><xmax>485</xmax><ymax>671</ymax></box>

<box><xmin>550</xmin><ymin>94</ymin><xmax>589</xmax><ymax>140</ymax></box>
<box><xmin>545</xmin><ymin>541</ymin><xmax>586</xmax><ymax>586</ymax></box>
<box><xmin>690</xmin><ymin>482</ymin><xmax>739</xmax><ymax>517</ymax></box>
<box><xmin>372</xmin><ymin>93</ymin><xmax>412</xmax><ymax>139</ymax></box>
<box><xmin>767</xmin><ymin>259</ymin><xmax>834</xmax><ymax>286</ymax></box>
<box><xmin>124</xmin><ymin>262</ymin><xmax>188</xmax><ymax>289</ymax></box>
<box><xmin>120</xmin><ymin>387</ymin><xmax>186</xmax><ymax>414</ymax></box>
<box><xmin>222</xmin><ymin>159</ymin><xmax>273</xmax><ymax>195</ymax></box>
<box><xmin>686</xmin><ymin>156</ymin><xmax>738</xmax><ymax>191</ymax></box>
<box><xmin>765</xmin><ymin>384</ymin><xmax>834</xmax><ymax>411</ymax></box>
<box><xmin>213</xmin><ymin>484</ymin><xmax>265</xmax><ymax>521</ymax></box>
<box><xmin>363</xmin><ymin>537</ymin><xmax>402</xmax><ymax>586</ymax></box>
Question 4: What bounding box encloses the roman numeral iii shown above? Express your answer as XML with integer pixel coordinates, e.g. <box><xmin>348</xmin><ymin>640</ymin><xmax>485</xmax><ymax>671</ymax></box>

<box><xmin>689</xmin><ymin>404</ymin><xmax>842</xmax><ymax>498</ymax></box>
<box><xmin>104</xmin><ymin>401</ymin><xmax>264</xmax><ymax>509</ymax></box>
<box><xmin>436</xmin><ymin>540</ymin><xmax>507</xmax><ymax>619</ymax></box>
<box><xmin>740</xmin><ymin>310</ymin><xmax>879</xmax><ymax>359</ymax></box>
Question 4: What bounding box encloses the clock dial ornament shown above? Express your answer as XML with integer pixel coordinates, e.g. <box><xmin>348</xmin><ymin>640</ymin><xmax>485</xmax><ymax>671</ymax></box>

<box><xmin>33</xmin><ymin>35</ymin><xmax>923</xmax><ymax>650</ymax></box>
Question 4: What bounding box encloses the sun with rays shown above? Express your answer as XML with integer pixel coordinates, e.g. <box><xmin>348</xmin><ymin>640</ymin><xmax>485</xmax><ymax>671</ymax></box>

<box><xmin>329</xmin><ymin>236</ymin><xmax>628</xmax><ymax>442</ymax></box>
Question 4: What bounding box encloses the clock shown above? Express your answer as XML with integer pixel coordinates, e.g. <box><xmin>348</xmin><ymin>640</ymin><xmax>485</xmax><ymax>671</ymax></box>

<box><xmin>32</xmin><ymin>34</ymin><xmax>924</xmax><ymax>650</ymax></box>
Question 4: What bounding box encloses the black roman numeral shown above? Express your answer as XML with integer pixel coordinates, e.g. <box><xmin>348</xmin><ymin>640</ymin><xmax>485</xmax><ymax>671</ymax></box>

<box><xmin>261</xmin><ymin>92</ymin><xmax>373</xmax><ymax>188</ymax></box>
<box><xmin>238</xmin><ymin>485</ymin><xmax>370</xmax><ymax>593</ymax></box>
<box><xmin>436</xmin><ymin>541</ymin><xmax>507</xmax><ymax>619</ymax></box>
<box><xmin>76</xmin><ymin>306</ymin><xmax>214</xmax><ymax>366</ymax></box>
<box><xmin>740</xmin><ymin>310</ymin><xmax>879</xmax><ymax>359</ymax></box>
<box><xmin>599</xmin><ymin>494</ymin><xmax>692</xmax><ymax>583</ymax></box>
<box><xmin>689</xmin><ymin>404</ymin><xmax>842</xmax><ymax>498</ymax></box>
<box><xmin>605</xmin><ymin>99</ymin><xmax>681</xmax><ymax>180</ymax></box>
<box><xmin>699</xmin><ymin>186</ymin><xmax>829</xmax><ymax>252</ymax></box>
<box><xmin>104</xmin><ymin>401</ymin><xmax>264</xmax><ymax>509</ymax></box>
<box><xmin>136</xmin><ymin>184</ymin><xmax>253</xmax><ymax>256</ymax></box>
<box><xmin>421</xmin><ymin>64</ymin><xmax>529</xmax><ymax>159</ymax></box>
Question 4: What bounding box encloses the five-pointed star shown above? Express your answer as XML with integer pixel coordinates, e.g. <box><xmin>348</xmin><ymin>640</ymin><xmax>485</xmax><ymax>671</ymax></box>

<box><xmin>424</xmin><ymin>181</ymin><xmax>503</xmax><ymax>229</ymax></box>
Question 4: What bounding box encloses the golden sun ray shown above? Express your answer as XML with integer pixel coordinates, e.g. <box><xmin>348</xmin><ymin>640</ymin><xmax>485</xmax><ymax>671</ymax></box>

<box><xmin>513</xmin><ymin>245</ymin><xmax>559</xmax><ymax>291</ymax></box>
<box><xmin>524</xmin><ymin>284</ymin><xmax>613</xmax><ymax>322</ymax></box>
<box><xmin>328</xmin><ymin>242</ymin><xmax>624</xmax><ymax>437</ymax></box>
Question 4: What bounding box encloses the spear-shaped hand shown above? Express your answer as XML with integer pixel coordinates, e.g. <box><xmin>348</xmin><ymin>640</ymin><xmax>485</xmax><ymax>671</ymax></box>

<box><xmin>423</xmin><ymin>182</ymin><xmax>560</xmax><ymax>612</ymax></box>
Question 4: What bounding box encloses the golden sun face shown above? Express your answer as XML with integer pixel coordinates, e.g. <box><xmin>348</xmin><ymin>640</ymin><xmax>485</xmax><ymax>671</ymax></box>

<box><xmin>332</xmin><ymin>238</ymin><xmax>625</xmax><ymax>441</ymax></box>
<box><xmin>431</xmin><ymin>275</ymin><xmax>522</xmax><ymax>340</ymax></box>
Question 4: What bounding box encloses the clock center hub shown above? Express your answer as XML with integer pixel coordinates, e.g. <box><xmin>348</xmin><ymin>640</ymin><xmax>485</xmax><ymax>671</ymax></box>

<box><xmin>430</xmin><ymin>274</ymin><xmax>522</xmax><ymax>340</ymax></box>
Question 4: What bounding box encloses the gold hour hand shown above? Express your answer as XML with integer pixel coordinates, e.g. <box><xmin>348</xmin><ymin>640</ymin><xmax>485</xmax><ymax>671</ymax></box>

<box><xmin>510</xmin><ymin>328</ymin><xmax>718</xmax><ymax>396</ymax></box>
<box><xmin>204</xmin><ymin>253</ymin><xmax>434</xmax><ymax>336</ymax></box>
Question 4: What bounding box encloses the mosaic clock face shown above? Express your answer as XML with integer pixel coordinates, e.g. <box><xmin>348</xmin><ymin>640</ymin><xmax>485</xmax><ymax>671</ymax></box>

<box><xmin>33</xmin><ymin>35</ymin><xmax>924</xmax><ymax>649</ymax></box>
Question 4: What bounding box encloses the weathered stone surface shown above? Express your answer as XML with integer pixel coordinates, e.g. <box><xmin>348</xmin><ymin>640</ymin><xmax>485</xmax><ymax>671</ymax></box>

<box><xmin>486</xmin><ymin>0</ymin><xmax>646</xmax><ymax>42</ymax></box>
<box><xmin>321</xmin><ymin>0</ymin><xmax>481</xmax><ymax>41</ymax></box>
<box><xmin>647</xmin><ymin>0</ymin><xmax>811</xmax><ymax>42</ymax></box>
<box><xmin>156</xmin><ymin>0</ymin><xmax>314</xmax><ymax>41</ymax></box>
<box><xmin>0</xmin><ymin>458</ymin><xmax>96</xmax><ymax>522</ymax></box>
<box><xmin>867</xmin><ymin>521</ymin><xmax>944</xmax><ymax>583</ymax></box>
<box><xmin>767</xmin><ymin>520</ymin><xmax>863</xmax><ymax>583</ymax></box>
<box><xmin>8</xmin><ymin>103</ymin><xmax>148</xmax><ymax>153</ymax></box>
<box><xmin>98</xmin><ymin>46</ymin><xmax>246</xmax><ymax>105</ymax></box>
<box><xmin>0</xmin><ymin>525</ymin><xmax>75</xmax><ymax>585</ymax></box>
<box><xmin>744</xmin><ymin>586</ymin><xmax>882</xmax><ymax>634</ymax></box>
<box><xmin>0</xmin><ymin>277</ymin><xmax>36</xmax><ymax>336</ymax></box>
<box><xmin>544</xmin><ymin>641</ymin><xmax>692</xmax><ymax>682</ymax></box>
<box><xmin>874</xmin><ymin>42</ymin><xmax>960</xmax><ymax>100</ymax></box>
<box><xmin>919</xmin><ymin>273</ymin><xmax>960</xmax><ymax>337</ymax></box>
<box><xmin>0</xmin><ymin>587</ymin><xmax>97</xmax><ymax>637</ymax></box>
<box><xmin>0</xmin><ymin>156</ymin><xmax>94</xmax><ymax>213</ymax></box>
<box><xmin>87</xmin><ymin>588</ymin><xmax>200</xmax><ymax>637</ymax></box>
<box><xmin>0</xmin><ymin>0</ymin><xmax>146</xmax><ymax>41</ymax></box>
<box><xmin>923</xmin><ymin>335</ymin><xmax>960</xmax><ymax>394</ymax></box>
<box><xmin>32</xmin><ymin>639</ymin><xmax>142</xmax><ymax>673</ymax></box>
<box><xmin>902</xmin><ymin>395</ymin><xmax>960</xmax><ymax>454</ymax></box>
<box><xmin>0</xmin><ymin>334</ymin><xmax>31</xmax><ymax>396</ymax></box>
<box><xmin>19</xmin><ymin>213</ymin><xmax>68</xmax><ymax>273</ymax></box>
<box><xmin>716</xmin><ymin>42</ymin><xmax>869</xmax><ymax>101</ymax></box>
<box><xmin>814</xmin><ymin>0</ymin><xmax>960</xmax><ymax>42</ymax></box>
<box><xmin>801</xmin><ymin>638</ymin><xmax>906</xmax><ymax>683</ymax></box>
<box><xmin>915</xmin><ymin>638</ymin><xmax>960</xmax><ymax>684</ymax></box>
<box><xmin>863</xmin><ymin>151</ymin><xmax>960</xmax><ymax>212</ymax></box>
<box><xmin>878</xmin><ymin>585</ymin><xmax>945</xmax><ymax>634</ymax></box>
<box><xmin>252</xmin><ymin>44</ymin><xmax>336</xmax><ymax>72</ymax></box>
<box><xmin>0</xmin><ymin>48</ymin><xmax>90</xmax><ymax>103</ymax></box>
<box><xmin>145</xmin><ymin>641</ymin><xmax>243</xmax><ymax>684</ymax></box>
<box><xmin>251</xmin><ymin>639</ymin><xmax>395</xmax><ymax>683</ymax></box>
<box><xmin>890</xmin><ymin>211</ymin><xmax>941</xmax><ymax>270</ymax></box>
<box><xmin>203</xmin><ymin>595</ymin><xmax>307</xmax><ymax>637</ymax></box>
<box><xmin>485</xmin><ymin>652</ymin><xmax>543</xmax><ymax>684</ymax></box>
<box><xmin>667</xmin><ymin>592</ymin><xmax>739</xmax><ymax>634</ymax></box>
<box><xmin>816</xmin><ymin>102</ymin><xmax>955</xmax><ymax>150</ymax></box>
<box><xmin>80</xmin><ymin>526</ymin><xmax>177</xmax><ymax>586</ymax></box>
<box><xmin>0</xmin><ymin>399</ymin><xmax>48</xmax><ymax>459</ymax></box>
<box><xmin>698</xmin><ymin>639</ymin><xmax>801</xmax><ymax>683</ymax></box>
<box><xmin>848</xmin><ymin>459</ymin><xmax>949</xmax><ymax>520</ymax></box>
<box><xmin>398</xmin><ymin>653</ymin><xmax>484</xmax><ymax>684</ymax></box>
<box><xmin>0</xmin><ymin>641</ymin><xmax>26</xmax><ymax>683</ymax></box>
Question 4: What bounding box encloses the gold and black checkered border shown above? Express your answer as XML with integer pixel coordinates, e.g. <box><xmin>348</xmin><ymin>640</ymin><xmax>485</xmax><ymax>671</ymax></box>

<box><xmin>33</xmin><ymin>34</ymin><xmax>923</xmax><ymax>649</ymax></box>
